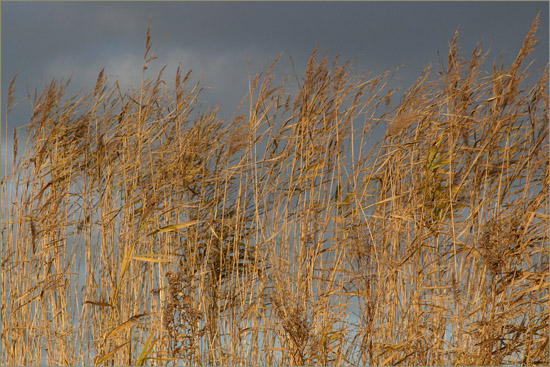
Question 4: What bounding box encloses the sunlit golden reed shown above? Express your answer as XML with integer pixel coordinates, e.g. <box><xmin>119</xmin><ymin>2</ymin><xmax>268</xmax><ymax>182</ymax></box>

<box><xmin>1</xmin><ymin>17</ymin><xmax>547</xmax><ymax>366</ymax></box>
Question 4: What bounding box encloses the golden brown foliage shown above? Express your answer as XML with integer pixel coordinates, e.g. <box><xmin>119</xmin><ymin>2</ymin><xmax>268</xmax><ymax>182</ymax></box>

<box><xmin>1</xmin><ymin>18</ymin><xmax>547</xmax><ymax>366</ymax></box>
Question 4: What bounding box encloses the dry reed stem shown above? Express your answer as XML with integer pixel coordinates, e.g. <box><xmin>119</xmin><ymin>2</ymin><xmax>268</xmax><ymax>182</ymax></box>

<box><xmin>1</xmin><ymin>18</ymin><xmax>547</xmax><ymax>366</ymax></box>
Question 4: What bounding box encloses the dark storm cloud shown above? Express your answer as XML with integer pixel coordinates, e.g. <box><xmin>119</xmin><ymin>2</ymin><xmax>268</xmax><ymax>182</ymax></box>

<box><xmin>3</xmin><ymin>2</ymin><xmax>548</xmax><ymax>99</ymax></box>
<box><xmin>1</xmin><ymin>1</ymin><xmax>548</xmax><ymax>170</ymax></box>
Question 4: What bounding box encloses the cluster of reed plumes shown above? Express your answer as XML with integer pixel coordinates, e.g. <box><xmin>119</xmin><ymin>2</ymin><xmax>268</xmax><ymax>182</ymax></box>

<box><xmin>1</xmin><ymin>17</ymin><xmax>547</xmax><ymax>366</ymax></box>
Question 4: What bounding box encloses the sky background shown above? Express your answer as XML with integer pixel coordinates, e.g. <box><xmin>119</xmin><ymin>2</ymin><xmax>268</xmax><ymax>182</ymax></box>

<box><xmin>1</xmin><ymin>3</ymin><xmax>547</xmax><ymax>364</ymax></box>
<box><xmin>1</xmin><ymin>1</ymin><xmax>549</xmax><ymax>174</ymax></box>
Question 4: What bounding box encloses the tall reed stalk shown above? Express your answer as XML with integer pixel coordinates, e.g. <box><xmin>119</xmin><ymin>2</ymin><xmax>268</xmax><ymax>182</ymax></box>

<box><xmin>1</xmin><ymin>18</ymin><xmax>547</xmax><ymax>366</ymax></box>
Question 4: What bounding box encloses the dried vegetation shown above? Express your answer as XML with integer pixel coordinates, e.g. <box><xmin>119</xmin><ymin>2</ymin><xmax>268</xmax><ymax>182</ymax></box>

<box><xmin>1</xmin><ymin>17</ymin><xmax>548</xmax><ymax>366</ymax></box>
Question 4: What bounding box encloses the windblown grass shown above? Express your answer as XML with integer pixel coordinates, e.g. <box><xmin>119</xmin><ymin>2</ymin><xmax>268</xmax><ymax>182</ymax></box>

<box><xmin>1</xmin><ymin>17</ymin><xmax>547</xmax><ymax>366</ymax></box>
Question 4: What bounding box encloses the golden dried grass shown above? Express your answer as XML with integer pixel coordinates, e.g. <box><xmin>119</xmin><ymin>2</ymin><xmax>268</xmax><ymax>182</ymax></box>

<box><xmin>1</xmin><ymin>18</ymin><xmax>547</xmax><ymax>366</ymax></box>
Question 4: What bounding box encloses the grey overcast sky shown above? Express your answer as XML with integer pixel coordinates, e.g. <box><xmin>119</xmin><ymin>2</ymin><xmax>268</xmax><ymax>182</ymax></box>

<box><xmin>1</xmin><ymin>1</ymin><xmax>548</xmax><ymax>170</ymax></box>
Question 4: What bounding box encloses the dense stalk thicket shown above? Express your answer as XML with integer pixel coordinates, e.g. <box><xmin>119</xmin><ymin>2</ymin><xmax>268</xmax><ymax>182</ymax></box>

<box><xmin>1</xmin><ymin>17</ymin><xmax>548</xmax><ymax>366</ymax></box>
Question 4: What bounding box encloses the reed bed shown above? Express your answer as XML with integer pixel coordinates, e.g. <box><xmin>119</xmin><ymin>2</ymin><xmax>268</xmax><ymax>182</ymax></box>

<box><xmin>1</xmin><ymin>17</ymin><xmax>548</xmax><ymax>366</ymax></box>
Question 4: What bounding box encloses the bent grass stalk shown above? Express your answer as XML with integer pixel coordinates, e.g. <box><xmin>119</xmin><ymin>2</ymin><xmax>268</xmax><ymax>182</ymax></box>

<box><xmin>1</xmin><ymin>18</ymin><xmax>548</xmax><ymax>366</ymax></box>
